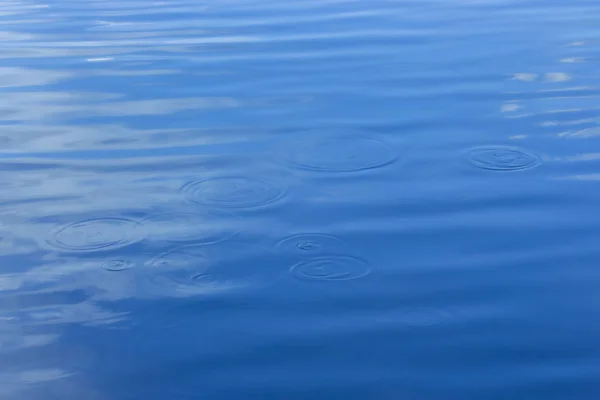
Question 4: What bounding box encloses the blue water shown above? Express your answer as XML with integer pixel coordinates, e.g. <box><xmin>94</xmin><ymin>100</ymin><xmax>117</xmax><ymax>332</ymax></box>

<box><xmin>1</xmin><ymin>0</ymin><xmax>600</xmax><ymax>398</ymax></box>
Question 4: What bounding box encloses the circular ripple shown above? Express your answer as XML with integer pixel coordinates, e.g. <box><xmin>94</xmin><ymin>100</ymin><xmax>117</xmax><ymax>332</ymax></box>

<box><xmin>467</xmin><ymin>146</ymin><xmax>541</xmax><ymax>171</ymax></box>
<box><xmin>145</xmin><ymin>251</ymin><xmax>214</xmax><ymax>296</ymax></box>
<box><xmin>290</xmin><ymin>255</ymin><xmax>371</xmax><ymax>281</ymax></box>
<box><xmin>46</xmin><ymin>218</ymin><xmax>142</xmax><ymax>252</ymax></box>
<box><xmin>102</xmin><ymin>259</ymin><xmax>134</xmax><ymax>272</ymax></box>
<box><xmin>144</xmin><ymin>242</ymin><xmax>285</xmax><ymax>297</ymax></box>
<box><xmin>180</xmin><ymin>177</ymin><xmax>285</xmax><ymax>208</ymax></box>
<box><xmin>141</xmin><ymin>211</ymin><xmax>237</xmax><ymax>244</ymax></box>
<box><xmin>283</xmin><ymin>135</ymin><xmax>398</xmax><ymax>172</ymax></box>
<box><xmin>276</xmin><ymin>233</ymin><xmax>349</xmax><ymax>257</ymax></box>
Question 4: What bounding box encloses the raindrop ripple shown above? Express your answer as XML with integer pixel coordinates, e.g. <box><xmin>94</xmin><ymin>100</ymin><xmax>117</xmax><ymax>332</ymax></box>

<box><xmin>283</xmin><ymin>134</ymin><xmax>398</xmax><ymax>172</ymax></box>
<box><xmin>276</xmin><ymin>233</ymin><xmax>349</xmax><ymax>257</ymax></box>
<box><xmin>290</xmin><ymin>255</ymin><xmax>371</xmax><ymax>281</ymax></box>
<box><xmin>46</xmin><ymin>217</ymin><xmax>142</xmax><ymax>252</ymax></box>
<box><xmin>102</xmin><ymin>259</ymin><xmax>134</xmax><ymax>272</ymax></box>
<box><xmin>467</xmin><ymin>146</ymin><xmax>541</xmax><ymax>171</ymax></box>
<box><xmin>180</xmin><ymin>176</ymin><xmax>285</xmax><ymax>209</ymax></box>
<box><xmin>145</xmin><ymin>242</ymin><xmax>286</xmax><ymax>296</ymax></box>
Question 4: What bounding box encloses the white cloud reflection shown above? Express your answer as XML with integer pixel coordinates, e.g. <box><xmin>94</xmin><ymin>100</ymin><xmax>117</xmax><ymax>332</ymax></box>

<box><xmin>0</xmin><ymin>152</ymin><xmax>292</xmax><ymax>319</ymax></box>
<box><xmin>0</xmin><ymin>67</ymin><xmax>70</xmax><ymax>88</ymax></box>
<box><xmin>0</xmin><ymin>368</ymin><xmax>76</xmax><ymax>399</ymax></box>
<box><xmin>544</xmin><ymin>72</ymin><xmax>571</xmax><ymax>82</ymax></box>
<box><xmin>0</xmin><ymin>92</ymin><xmax>241</xmax><ymax>122</ymax></box>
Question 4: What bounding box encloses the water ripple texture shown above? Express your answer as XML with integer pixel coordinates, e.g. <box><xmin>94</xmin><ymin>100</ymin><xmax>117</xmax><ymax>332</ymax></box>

<box><xmin>2</xmin><ymin>0</ymin><xmax>600</xmax><ymax>399</ymax></box>
<box><xmin>145</xmin><ymin>250</ymin><xmax>215</xmax><ymax>297</ymax></box>
<box><xmin>467</xmin><ymin>146</ymin><xmax>542</xmax><ymax>171</ymax></box>
<box><xmin>276</xmin><ymin>233</ymin><xmax>349</xmax><ymax>257</ymax></box>
<box><xmin>282</xmin><ymin>134</ymin><xmax>398</xmax><ymax>172</ymax></box>
<box><xmin>180</xmin><ymin>177</ymin><xmax>286</xmax><ymax>209</ymax></box>
<box><xmin>46</xmin><ymin>217</ymin><xmax>143</xmax><ymax>252</ymax></box>
<box><xmin>290</xmin><ymin>255</ymin><xmax>371</xmax><ymax>281</ymax></box>
<box><xmin>102</xmin><ymin>259</ymin><xmax>134</xmax><ymax>272</ymax></box>
<box><xmin>144</xmin><ymin>242</ymin><xmax>286</xmax><ymax>297</ymax></box>
<box><xmin>141</xmin><ymin>211</ymin><xmax>237</xmax><ymax>244</ymax></box>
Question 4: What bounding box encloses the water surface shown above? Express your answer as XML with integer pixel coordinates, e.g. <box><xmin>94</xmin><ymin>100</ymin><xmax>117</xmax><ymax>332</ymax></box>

<box><xmin>1</xmin><ymin>0</ymin><xmax>600</xmax><ymax>399</ymax></box>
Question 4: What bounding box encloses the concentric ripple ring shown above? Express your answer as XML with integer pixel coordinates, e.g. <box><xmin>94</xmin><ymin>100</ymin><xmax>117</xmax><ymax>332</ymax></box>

<box><xmin>47</xmin><ymin>217</ymin><xmax>142</xmax><ymax>252</ymax></box>
<box><xmin>283</xmin><ymin>135</ymin><xmax>398</xmax><ymax>172</ymax></box>
<box><xmin>467</xmin><ymin>146</ymin><xmax>541</xmax><ymax>171</ymax></box>
<box><xmin>180</xmin><ymin>176</ymin><xmax>285</xmax><ymax>208</ymax></box>
<box><xmin>290</xmin><ymin>255</ymin><xmax>371</xmax><ymax>281</ymax></box>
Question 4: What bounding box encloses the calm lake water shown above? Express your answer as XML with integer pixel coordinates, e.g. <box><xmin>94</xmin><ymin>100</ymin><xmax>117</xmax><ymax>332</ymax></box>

<box><xmin>1</xmin><ymin>0</ymin><xmax>600</xmax><ymax>399</ymax></box>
